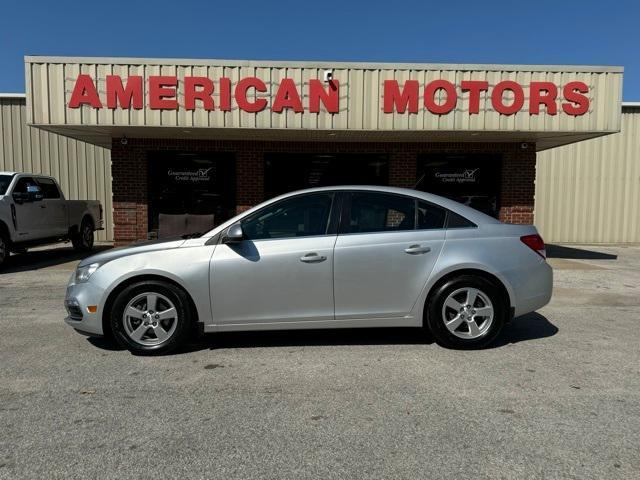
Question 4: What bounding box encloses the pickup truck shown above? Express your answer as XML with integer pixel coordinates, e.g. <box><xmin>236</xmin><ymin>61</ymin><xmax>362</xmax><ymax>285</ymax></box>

<box><xmin>0</xmin><ymin>172</ymin><xmax>103</xmax><ymax>267</ymax></box>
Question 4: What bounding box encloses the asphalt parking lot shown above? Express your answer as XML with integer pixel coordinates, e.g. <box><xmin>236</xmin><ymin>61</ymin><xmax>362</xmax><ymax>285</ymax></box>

<box><xmin>1</xmin><ymin>243</ymin><xmax>639</xmax><ymax>479</ymax></box>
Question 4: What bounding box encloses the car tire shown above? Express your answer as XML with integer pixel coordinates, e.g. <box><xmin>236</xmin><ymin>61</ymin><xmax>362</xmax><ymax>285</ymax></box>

<box><xmin>72</xmin><ymin>218</ymin><xmax>94</xmax><ymax>252</ymax></box>
<box><xmin>426</xmin><ymin>275</ymin><xmax>506</xmax><ymax>349</ymax></box>
<box><xmin>0</xmin><ymin>230</ymin><xmax>9</xmax><ymax>267</ymax></box>
<box><xmin>110</xmin><ymin>280</ymin><xmax>193</xmax><ymax>355</ymax></box>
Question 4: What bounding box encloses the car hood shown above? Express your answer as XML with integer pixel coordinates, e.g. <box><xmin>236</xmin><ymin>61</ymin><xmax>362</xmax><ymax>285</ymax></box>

<box><xmin>78</xmin><ymin>237</ymin><xmax>186</xmax><ymax>268</ymax></box>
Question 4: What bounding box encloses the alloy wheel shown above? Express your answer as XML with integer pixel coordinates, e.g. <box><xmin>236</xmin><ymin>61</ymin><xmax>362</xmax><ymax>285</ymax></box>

<box><xmin>441</xmin><ymin>287</ymin><xmax>494</xmax><ymax>339</ymax></box>
<box><xmin>122</xmin><ymin>292</ymin><xmax>178</xmax><ymax>346</ymax></box>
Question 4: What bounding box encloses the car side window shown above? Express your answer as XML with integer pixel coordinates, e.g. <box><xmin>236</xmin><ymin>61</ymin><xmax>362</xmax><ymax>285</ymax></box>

<box><xmin>36</xmin><ymin>178</ymin><xmax>61</xmax><ymax>199</ymax></box>
<box><xmin>345</xmin><ymin>192</ymin><xmax>415</xmax><ymax>234</ymax></box>
<box><xmin>417</xmin><ymin>201</ymin><xmax>447</xmax><ymax>230</ymax></box>
<box><xmin>241</xmin><ymin>193</ymin><xmax>334</xmax><ymax>240</ymax></box>
<box><xmin>13</xmin><ymin>177</ymin><xmax>38</xmax><ymax>194</ymax></box>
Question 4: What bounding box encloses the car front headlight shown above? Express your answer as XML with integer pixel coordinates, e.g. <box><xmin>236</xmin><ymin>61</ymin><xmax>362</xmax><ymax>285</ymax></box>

<box><xmin>75</xmin><ymin>263</ymin><xmax>100</xmax><ymax>283</ymax></box>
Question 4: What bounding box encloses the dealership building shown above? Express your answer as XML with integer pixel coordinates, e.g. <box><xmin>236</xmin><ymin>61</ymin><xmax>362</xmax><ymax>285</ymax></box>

<box><xmin>2</xmin><ymin>56</ymin><xmax>636</xmax><ymax>245</ymax></box>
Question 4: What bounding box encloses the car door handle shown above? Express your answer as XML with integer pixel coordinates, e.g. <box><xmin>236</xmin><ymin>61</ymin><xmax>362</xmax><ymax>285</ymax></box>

<box><xmin>300</xmin><ymin>253</ymin><xmax>327</xmax><ymax>263</ymax></box>
<box><xmin>404</xmin><ymin>244</ymin><xmax>431</xmax><ymax>255</ymax></box>
<box><xmin>40</xmin><ymin>204</ymin><xmax>46</xmax><ymax>208</ymax></box>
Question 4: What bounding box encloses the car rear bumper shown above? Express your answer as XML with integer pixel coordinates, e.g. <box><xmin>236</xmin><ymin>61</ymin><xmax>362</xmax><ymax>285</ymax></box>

<box><xmin>510</xmin><ymin>259</ymin><xmax>553</xmax><ymax>317</ymax></box>
<box><xmin>64</xmin><ymin>282</ymin><xmax>105</xmax><ymax>336</ymax></box>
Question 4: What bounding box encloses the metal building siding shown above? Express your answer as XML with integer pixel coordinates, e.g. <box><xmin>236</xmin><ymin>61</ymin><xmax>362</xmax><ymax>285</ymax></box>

<box><xmin>0</xmin><ymin>97</ymin><xmax>113</xmax><ymax>241</ymax></box>
<box><xmin>25</xmin><ymin>57</ymin><xmax>623</xmax><ymax>134</ymax></box>
<box><xmin>535</xmin><ymin>107</ymin><xmax>640</xmax><ymax>243</ymax></box>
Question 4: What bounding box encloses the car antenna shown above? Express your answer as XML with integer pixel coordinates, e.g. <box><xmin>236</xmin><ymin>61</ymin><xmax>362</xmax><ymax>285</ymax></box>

<box><xmin>413</xmin><ymin>173</ymin><xmax>425</xmax><ymax>189</ymax></box>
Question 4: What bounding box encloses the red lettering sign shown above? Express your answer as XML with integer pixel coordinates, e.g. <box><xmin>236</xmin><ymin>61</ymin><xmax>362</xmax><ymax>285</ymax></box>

<box><xmin>309</xmin><ymin>79</ymin><xmax>339</xmax><ymax>113</ymax></box>
<box><xmin>530</xmin><ymin>82</ymin><xmax>558</xmax><ymax>115</ymax></box>
<box><xmin>149</xmin><ymin>76</ymin><xmax>178</xmax><ymax>110</ymax></box>
<box><xmin>460</xmin><ymin>81</ymin><xmax>489</xmax><ymax>114</ymax></box>
<box><xmin>68</xmin><ymin>74</ymin><xmax>102</xmax><ymax>108</ymax></box>
<box><xmin>383</xmin><ymin>80</ymin><xmax>419</xmax><ymax>114</ymax></box>
<box><xmin>67</xmin><ymin>74</ymin><xmax>591</xmax><ymax>117</ymax></box>
<box><xmin>106</xmin><ymin>75</ymin><xmax>143</xmax><ymax>110</ymax></box>
<box><xmin>184</xmin><ymin>77</ymin><xmax>214</xmax><ymax>111</ymax></box>
<box><xmin>424</xmin><ymin>80</ymin><xmax>457</xmax><ymax>115</ymax></box>
<box><xmin>235</xmin><ymin>77</ymin><xmax>268</xmax><ymax>113</ymax></box>
<box><xmin>492</xmin><ymin>81</ymin><xmax>525</xmax><ymax>115</ymax></box>
<box><xmin>562</xmin><ymin>81</ymin><xmax>590</xmax><ymax>116</ymax></box>
<box><xmin>272</xmin><ymin>78</ymin><xmax>303</xmax><ymax>113</ymax></box>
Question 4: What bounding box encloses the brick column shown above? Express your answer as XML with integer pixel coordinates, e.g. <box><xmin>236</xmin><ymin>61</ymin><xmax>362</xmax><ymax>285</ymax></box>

<box><xmin>111</xmin><ymin>141</ymin><xmax>148</xmax><ymax>246</ymax></box>
<box><xmin>236</xmin><ymin>150</ymin><xmax>264</xmax><ymax>213</ymax></box>
<box><xmin>499</xmin><ymin>145</ymin><xmax>536</xmax><ymax>224</ymax></box>
<box><xmin>388</xmin><ymin>150</ymin><xmax>417</xmax><ymax>188</ymax></box>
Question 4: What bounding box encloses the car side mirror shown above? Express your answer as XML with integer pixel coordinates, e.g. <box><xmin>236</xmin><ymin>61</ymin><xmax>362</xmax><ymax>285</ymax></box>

<box><xmin>223</xmin><ymin>223</ymin><xmax>244</xmax><ymax>243</ymax></box>
<box><xmin>12</xmin><ymin>192</ymin><xmax>28</xmax><ymax>204</ymax></box>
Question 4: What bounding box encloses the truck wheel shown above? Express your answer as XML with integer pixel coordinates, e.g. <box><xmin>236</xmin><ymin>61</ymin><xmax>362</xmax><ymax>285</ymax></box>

<box><xmin>0</xmin><ymin>231</ymin><xmax>8</xmax><ymax>267</ymax></box>
<box><xmin>72</xmin><ymin>218</ymin><xmax>94</xmax><ymax>252</ymax></box>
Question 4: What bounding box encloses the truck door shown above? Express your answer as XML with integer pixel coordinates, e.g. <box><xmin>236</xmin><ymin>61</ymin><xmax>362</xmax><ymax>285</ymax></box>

<box><xmin>10</xmin><ymin>176</ymin><xmax>44</xmax><ymax>241</ymax></box>
<box><xmin>36</xmin><ymin>177</ymin><xmax>68</xmax><ymax>237</ymax></box>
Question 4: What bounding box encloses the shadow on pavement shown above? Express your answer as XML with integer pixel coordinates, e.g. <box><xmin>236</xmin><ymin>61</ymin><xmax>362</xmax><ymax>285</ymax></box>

<box><xmin>490</xmin><ymin>312</ymin><xmax>558</xmax><ymax>348</ymax></box>
<box><xmin>88</xmin><ymin>312</ymin><xmax>558</xmax><ymax>355</ymax></box>
<box><xmin>546</xmin><ymin>244</ymin><xmax>617</xmax><ymax>260</ymax></box>
<box><xmin>1</xmin><ymin>244</ymin><xmax>112</xmax><ymax>274</ymax></box>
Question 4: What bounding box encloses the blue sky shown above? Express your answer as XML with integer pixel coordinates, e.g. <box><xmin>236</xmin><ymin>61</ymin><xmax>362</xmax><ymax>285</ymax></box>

<box><xmin>1</xmin><ymin>0</ymin><xmax>638</xmax><ymax>99</ymax></box>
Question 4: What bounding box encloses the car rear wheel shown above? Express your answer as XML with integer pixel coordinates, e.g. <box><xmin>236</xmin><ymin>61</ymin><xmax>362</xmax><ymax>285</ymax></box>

<box><xmin>110</xmin><ymin>280</ymin><xmax>193</xmax><ymax>355</ymax></box>
<box><xmin>426</xmin><ymin>275</ymin><xmax>506</xmax><ymax>349</ymax></box>
<box><xmin>72</xmin><ymin>218</ymin><xmax>94</xmax><ymax>252</ymax></box>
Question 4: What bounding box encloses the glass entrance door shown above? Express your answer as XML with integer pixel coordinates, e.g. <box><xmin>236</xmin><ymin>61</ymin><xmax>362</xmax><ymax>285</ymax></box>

<box><xmin>148</xmin><ymin>152</ymin><xmax>236</xmax><ymax>237</ymax></box>
<box><xmin>416</xmin><ymin>154</ymin><xmax>502</xmax><ymax>218</ymax></box>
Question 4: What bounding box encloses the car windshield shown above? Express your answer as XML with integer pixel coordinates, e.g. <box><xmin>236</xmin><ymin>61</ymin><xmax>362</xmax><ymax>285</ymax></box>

<box><xmin>0</xmin><ymin>174</ymin><xmax>15</xmax><ymax>195</ymax></box>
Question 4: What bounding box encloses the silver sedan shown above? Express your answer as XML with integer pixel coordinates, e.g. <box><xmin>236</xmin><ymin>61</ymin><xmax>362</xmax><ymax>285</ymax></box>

<box><xmin>64</xmin><ymin>186</ymin><xmax>552</xmax><ymax>354</ymax></box>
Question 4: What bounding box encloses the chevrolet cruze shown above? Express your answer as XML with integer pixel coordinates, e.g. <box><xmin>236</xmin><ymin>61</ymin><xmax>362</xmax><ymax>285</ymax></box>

<box><xmin>64</xmin><ymin>186</ymin><xmax>552</xmax><ymax>354</ymax></box>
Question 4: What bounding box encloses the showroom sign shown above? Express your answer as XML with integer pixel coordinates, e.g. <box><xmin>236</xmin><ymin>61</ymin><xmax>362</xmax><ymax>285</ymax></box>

<box><xmin>67</xmin><ymin>74</ymin><xmax>590</xmax><ymax>116</ymax></box>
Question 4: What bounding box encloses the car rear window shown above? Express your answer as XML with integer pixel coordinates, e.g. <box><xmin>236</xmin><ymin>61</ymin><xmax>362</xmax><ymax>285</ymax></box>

<box><xmin>36</xmin><ymin>177</ymin><xmax>61</xmax><ymax>199</ymax></box>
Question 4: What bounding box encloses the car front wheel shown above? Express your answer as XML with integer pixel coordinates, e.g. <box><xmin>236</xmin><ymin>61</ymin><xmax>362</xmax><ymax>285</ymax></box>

<box><xmin>110</xmin><ymin>280</ymin><xmax>193</xmax><ymax>355</ymax></box>
<box><xmin>426</xmin><ymin>275</ymin><xmax>507</xmax><ymax>349</ymax></box>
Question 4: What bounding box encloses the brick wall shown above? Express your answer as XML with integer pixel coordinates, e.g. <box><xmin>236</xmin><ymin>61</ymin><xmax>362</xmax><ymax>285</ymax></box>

<box><xmin>110</xmin><ymin>138</ymin><xmax>536</xmax><ymax>245</ymax></box>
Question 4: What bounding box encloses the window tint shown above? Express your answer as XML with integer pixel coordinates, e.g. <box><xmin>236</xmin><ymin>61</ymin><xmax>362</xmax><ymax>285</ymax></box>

<box><xmin>36</xmin><ymin>178</ymin><xmax>61</xmax><ymax>199</ymax></box>
<box><xmin>242</xmin><ymin>193</ymin><xmax>333</xmax><ymax>240</ymax></box>
<box><xmin>345</xmin><ymin>192</ymin><xmax>415</xmax><ymax>234</ymax></box>
<box><xmin>417</xmin><ymin>201</ymin><xmax>446</xmax><ymax>230</ymax></box>
<box><xmin>446</xmin><ymin>211</ymin><xmax>477</xmax><ymax>228</ymax></box>
<box><xmin>13</xmin><ymin>177</ymin><xmax>38</xmax><ymax>194</ymax></box>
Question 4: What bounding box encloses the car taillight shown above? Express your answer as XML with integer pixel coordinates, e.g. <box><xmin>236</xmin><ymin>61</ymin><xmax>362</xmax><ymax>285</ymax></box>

<box><xmin>521</xmin><ymin>234</ymin><xmax>546</xmax><ymax>259</ymax></box>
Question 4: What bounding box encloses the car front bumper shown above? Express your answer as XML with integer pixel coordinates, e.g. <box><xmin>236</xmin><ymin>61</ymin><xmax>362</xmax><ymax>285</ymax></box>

<box><xmin>64</xmin><ymin>281</ymin><xmax>106</xmax><ymax>336</ymax></box>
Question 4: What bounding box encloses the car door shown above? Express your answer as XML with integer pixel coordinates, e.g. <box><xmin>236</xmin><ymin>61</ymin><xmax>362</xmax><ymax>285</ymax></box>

<box><xmin>10</xmin><ymin>176</ymin><xmax>43</xmax><ymax>241</ymax></box>
<box><xmin>333</xmin><ymin>191</ymin><xmax>446</xmax><ymax>320</ymax></box>
<box><xmin>36</xmin><ymin>177</ymin><xmax>68</xmax><ymax>236</ymax></box>
<box><xmin>210</xmin><ymin>192</ymin><xmax>338</xmax><ymax>326</ymax></box>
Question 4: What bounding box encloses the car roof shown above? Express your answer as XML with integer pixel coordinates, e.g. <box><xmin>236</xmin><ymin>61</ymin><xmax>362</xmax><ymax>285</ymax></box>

<box><xmin>270</xmin><ymin>185</ymin><xmax>502</xmax><ymax>225</ymax></box>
